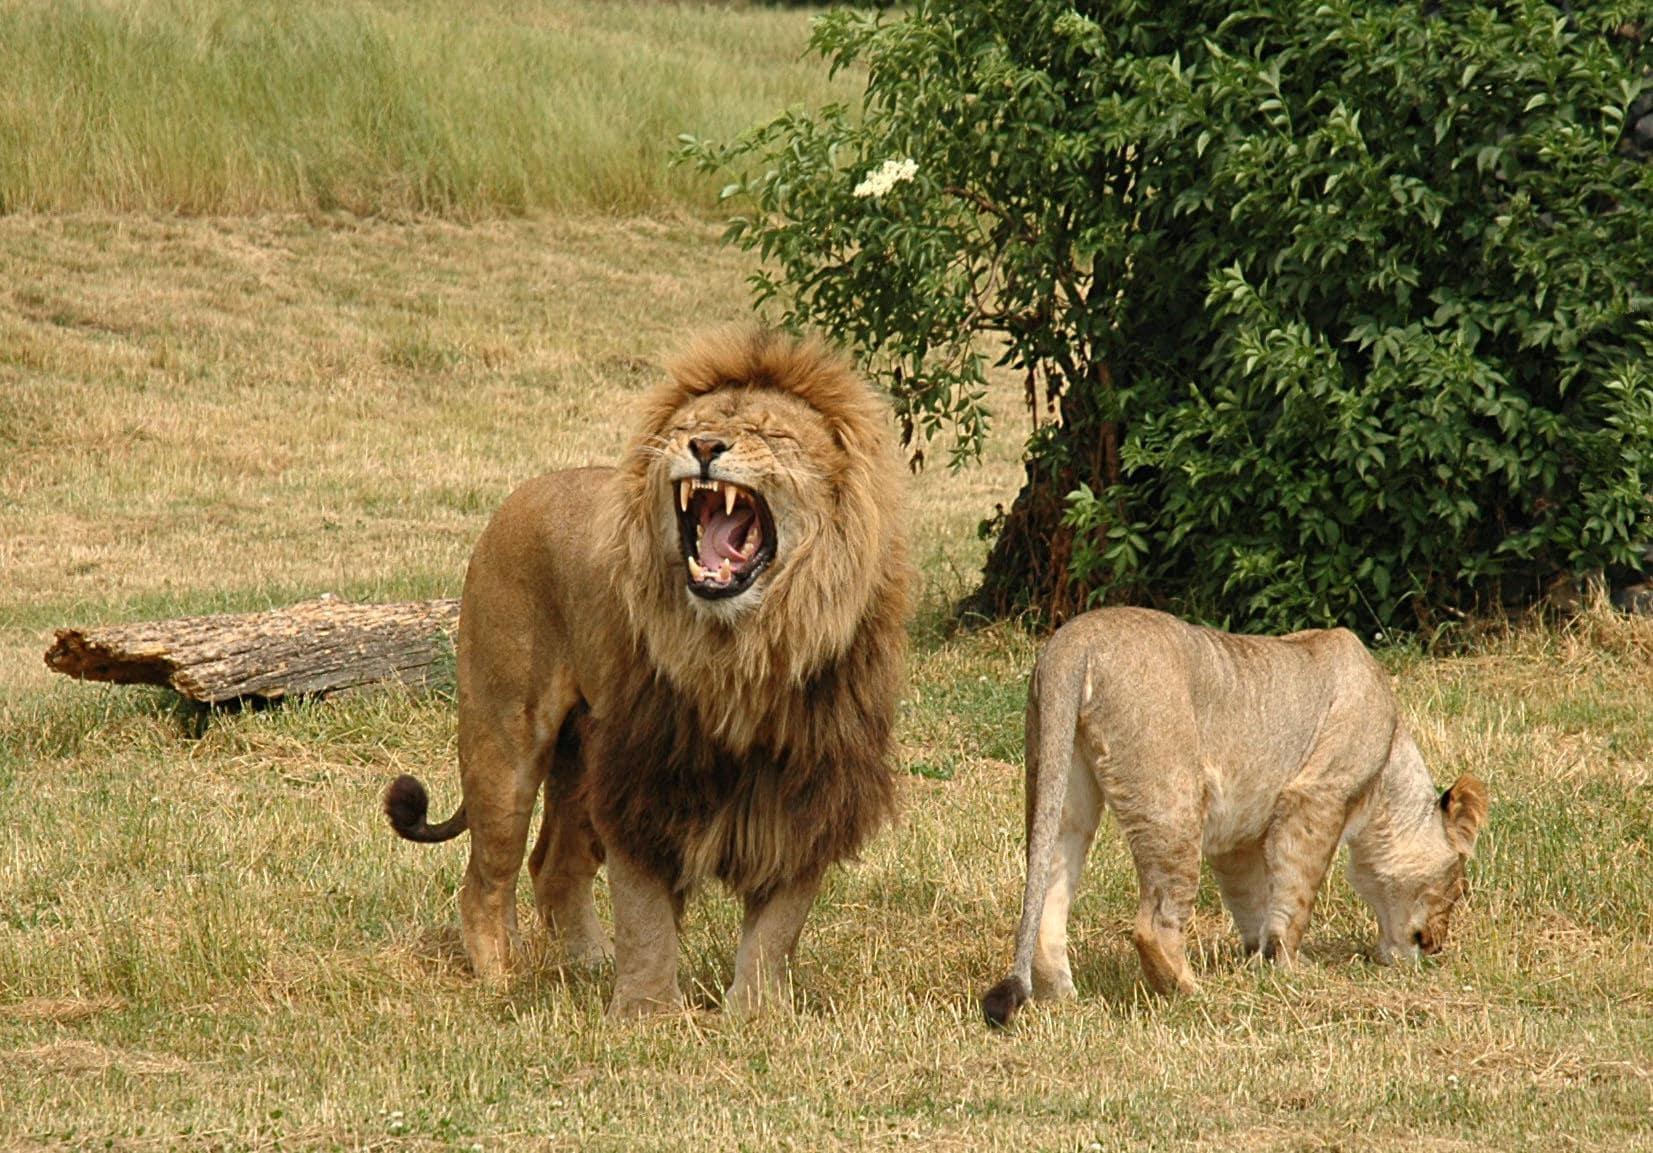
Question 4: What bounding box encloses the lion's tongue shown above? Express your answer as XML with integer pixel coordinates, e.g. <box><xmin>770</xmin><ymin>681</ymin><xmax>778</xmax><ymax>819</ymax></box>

<box><xmin>699</xmin><ymin>506</ymin><xmax>756</xmax><ymax>570</ymax></box>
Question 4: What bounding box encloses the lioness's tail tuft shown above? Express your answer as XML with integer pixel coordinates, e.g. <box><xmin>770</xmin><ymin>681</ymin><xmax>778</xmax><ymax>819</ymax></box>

<box><xmin>981</xmin><ymin>975</ymin><xmax>1030</xmax><ymax>1029</ymax></box>
<box><xmin>383</xmin><ymin>774</ymin><xmax>468</xmax><ymax>843</ymax></box>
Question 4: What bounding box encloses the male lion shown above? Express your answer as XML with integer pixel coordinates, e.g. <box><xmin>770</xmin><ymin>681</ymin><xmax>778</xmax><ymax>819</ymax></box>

<box><xmin>982</xmin><ymin>608</ymin><xmax>1488</xmax><ymax>1027</ymax></box>
<box><xmin>384</xmin><ymin>329</ymin><xmax>911</xmax><ymax>1017</ymax></box>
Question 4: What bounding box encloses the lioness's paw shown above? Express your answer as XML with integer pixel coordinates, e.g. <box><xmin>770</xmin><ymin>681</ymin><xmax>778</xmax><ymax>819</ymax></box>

<box><xmin>1260</xmin><ymin>934</ymin><xmax>1300</xmax><ymax>968</ymax></box>
<box><xmin>1030</xmin><ymin>973</ymin><xmax>1077</xmax><ymax>1002</ymax></box>
<box><xmin>467</xmin><ymin>950</ymin><xmax>514</xmax><ymax>992</ymax></box>
<box><xmin>721</xmin><ymin>981</ymin><xmax>796</xmax><ymax>1021</ymax></box>
<box><xmin>565</xmin><ymin>939</ymin><xmax>614</xmax><ymax>970</ymax></box>
<box><xmin>605</xmin><ymin>989</ymin><xmax>686</xmax><ymax>1020</ymax></box>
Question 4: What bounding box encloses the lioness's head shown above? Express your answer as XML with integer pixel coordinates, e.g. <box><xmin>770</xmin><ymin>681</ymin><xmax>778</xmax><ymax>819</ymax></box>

<box><xmin>1350</xmin><ymin>769</ymin><xmax>1489</xmax><ymax>965</ymax></box>
<box><xmin>608</xmin><ymin>329</ymin><xmax>909</xmax><ymax>706</ymax></box>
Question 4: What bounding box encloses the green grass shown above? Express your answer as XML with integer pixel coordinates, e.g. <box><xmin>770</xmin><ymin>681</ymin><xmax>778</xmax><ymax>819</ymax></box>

<box><xmin>0</xmin><ymin>0</ymin><xmax>854</xmax><ymax>217</ymax></box>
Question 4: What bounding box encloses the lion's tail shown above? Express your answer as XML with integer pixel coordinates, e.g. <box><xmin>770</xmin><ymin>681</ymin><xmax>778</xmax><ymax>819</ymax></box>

<box><xmin>981</xmin><ymin>643</ymin><xmax>1092</xmax><ymax>1029</ymax></box>
<box><xmin>383</xmin><ymin>774</ymin><xmax>468</xmax><ymax>843</ymax></box>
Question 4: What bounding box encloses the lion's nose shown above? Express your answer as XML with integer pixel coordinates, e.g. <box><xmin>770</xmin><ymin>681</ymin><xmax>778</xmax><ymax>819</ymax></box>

<box><xmin>689</xmin><ymin>437</ymin><xmax>728</xmax><ymax>466</ymax></box>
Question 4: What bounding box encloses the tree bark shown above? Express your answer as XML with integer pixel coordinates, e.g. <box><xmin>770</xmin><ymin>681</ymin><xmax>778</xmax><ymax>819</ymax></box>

<box><xmin>44</xmin><ymin>596</ymin><xmax>460</xmax><ymax>704</ymax></box>
<box><xmin>962</xmin><ymin>366</ymin><xmax>1120</xmax><ymax>624</ymax></box>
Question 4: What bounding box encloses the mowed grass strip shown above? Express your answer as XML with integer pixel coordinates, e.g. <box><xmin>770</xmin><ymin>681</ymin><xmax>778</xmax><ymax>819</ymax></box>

<box><xmin>0</xmin><ymin>0</ymin><xmax>853</xmax><ymax>217</ymax></box>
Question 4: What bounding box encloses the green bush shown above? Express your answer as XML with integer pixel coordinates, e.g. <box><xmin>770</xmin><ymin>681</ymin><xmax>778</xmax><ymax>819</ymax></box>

<box><xmin>687</xmin><ymin>0</ymin><xmax>1653</xmax><ymax>633</ymax></box>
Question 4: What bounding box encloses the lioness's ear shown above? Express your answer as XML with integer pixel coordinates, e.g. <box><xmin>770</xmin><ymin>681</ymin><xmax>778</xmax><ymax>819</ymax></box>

<box><xmin>1440</xmin><ymin>774</ymin><xmax>1489</xmax><ymax>856</ymax></box>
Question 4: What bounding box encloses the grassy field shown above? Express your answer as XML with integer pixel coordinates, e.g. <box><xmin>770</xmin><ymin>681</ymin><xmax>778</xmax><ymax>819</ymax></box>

<box><xmin>0</xmin><ymin>0</ymin><xmax>855</xmax><ymax>217</ymax></box>
<box><xmin>3</xmin><ymin>4</ymin><xmax>1653</xmax><ymax>1151</ymax></box>
<box><xmin>4</xmin><ymin>213</ymin><xmax>1652</xmax><ymax>1152</ymax></box>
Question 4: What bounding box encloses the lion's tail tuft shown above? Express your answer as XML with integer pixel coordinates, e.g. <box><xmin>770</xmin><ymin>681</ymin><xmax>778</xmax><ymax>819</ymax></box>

<box><xmin>383</xmin><ymin>774</ymin><xmax>468</xmax><ymax>843</ymax></box>
<box><xmin>980</xmin><ymin>975</ymin><xmax>1030</xmax><ymax>1029</ymax></box>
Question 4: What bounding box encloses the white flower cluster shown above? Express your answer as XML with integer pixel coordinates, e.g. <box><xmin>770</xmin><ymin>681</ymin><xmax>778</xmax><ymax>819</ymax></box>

<box><xmin>853</xmin><ymin>157</ymin><xmax>918</xmax><ymax>199</ymax></box>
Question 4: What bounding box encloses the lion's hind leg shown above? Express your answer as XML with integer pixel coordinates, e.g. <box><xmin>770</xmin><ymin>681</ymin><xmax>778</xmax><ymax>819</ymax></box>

<box><xmin>458</xmin><ymin>686</ymin><xmax>571</xmax><ymax>986</ymax></box>
<box><xmin>457</xmin><ymin>723</ymin><xmax>542</xmax><ymax>986</ymax></box>
<box><xmin>528</xmin><ymin>709</ymin><xmax>611</xmax><ymax>969</ymax></box>
<box><xmin>1127</xmin><ymin>841</ymin><xmax>1202</xmax><ymax>996</ymax></box>
<box><xmin>530</xmin><ymin>807</ymin><xmax>609</xmax><ymax>968</ymax></box>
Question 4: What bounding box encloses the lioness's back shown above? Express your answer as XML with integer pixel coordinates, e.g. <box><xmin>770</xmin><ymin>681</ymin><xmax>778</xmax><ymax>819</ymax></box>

<box><xmin>1041</xmin><ymin>607</ymin><xmax>1386</xmax><ymax>733</ymax></box>
<box><xmin>1033</xmin><ymin>607</ymin><xmax>1398</xmax><ymax>850</ymax></box>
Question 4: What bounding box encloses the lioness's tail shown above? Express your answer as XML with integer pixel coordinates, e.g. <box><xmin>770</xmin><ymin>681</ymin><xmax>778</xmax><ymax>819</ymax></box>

<box><xmin>383</xmin><ymin>774</ymin><xmax>468</xmax><ymax>843</ymax></box>
<box><xmin>981</xmin><ymin>643</ymin><xmax>1091</xmax><ymax>1028</ymax></box>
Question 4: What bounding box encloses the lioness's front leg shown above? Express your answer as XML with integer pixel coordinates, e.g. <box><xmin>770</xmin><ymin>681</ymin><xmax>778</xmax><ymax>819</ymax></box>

<box><xmin>724</xmin><ymin>874</ymin><xmax>822</xmax><ymax>1018</ymax></box>
<box><xmin>1260</xmin><ymin>788</ymin><xmax>1347</xmax><ymax>962</ymax></box>
<box><xmin>605</xmin><ymin>849</ymin><xmax>685</xmax><ymax>1018</ymax></box>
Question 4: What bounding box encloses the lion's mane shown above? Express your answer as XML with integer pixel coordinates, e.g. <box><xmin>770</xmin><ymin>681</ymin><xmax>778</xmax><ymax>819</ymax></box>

<box><xmin>589</xmin><ymin>329</ymin><xmax>912</xmax><ymax>898</ymax></box>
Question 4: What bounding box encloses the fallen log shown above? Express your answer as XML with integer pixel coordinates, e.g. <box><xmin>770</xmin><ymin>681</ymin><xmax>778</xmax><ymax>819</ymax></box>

<box><xmin>44</xmin><ymin>596</ymin><xmax>461</xmax><ymax>704</ymax></box>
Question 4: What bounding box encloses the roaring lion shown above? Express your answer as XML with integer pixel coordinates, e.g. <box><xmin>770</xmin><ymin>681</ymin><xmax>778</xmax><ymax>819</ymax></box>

<box><xmin>384</xmin><ymin>329</ymin><xmax>911</xmax><ymax>1017</ymax></box>
<box><xmin>982</xmin><ymin>608</ymin><xmax>1488</xmax><ymax>1027</ymax></box>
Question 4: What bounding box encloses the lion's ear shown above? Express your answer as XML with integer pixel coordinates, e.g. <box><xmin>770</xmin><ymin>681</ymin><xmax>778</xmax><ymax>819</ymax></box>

<box><xmin>1440</xmin><ymin>774</ymin><xmax>1489</xmax><ymax>856</ymax></box>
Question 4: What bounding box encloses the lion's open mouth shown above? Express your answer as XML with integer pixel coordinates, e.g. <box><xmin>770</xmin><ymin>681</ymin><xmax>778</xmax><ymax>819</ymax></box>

<box><xmin>675</xmin><ymin>477</ymin><xmax>775</xmax><ymax>599</ymax></box>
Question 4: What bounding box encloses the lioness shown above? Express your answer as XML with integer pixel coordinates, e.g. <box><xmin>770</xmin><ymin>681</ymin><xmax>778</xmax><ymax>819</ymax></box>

<box><xmin>384</xmin><ymin>329</ymin><xmax>911</xmax><ymax>1018</ymax></box>
<box><xmin>982</xmin><ymin>607</ymin><xmax>1488</xmax><ymax>1027</ymax></box>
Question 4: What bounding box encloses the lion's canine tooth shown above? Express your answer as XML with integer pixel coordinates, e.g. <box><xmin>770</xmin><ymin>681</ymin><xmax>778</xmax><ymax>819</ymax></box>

<box><xmin>724</xmin><ymin>485</ymin><xmax>737</xmax><ymax>517</ymax></box>
<box><xmin>688</xmin><ymin>556</ymin><xmax>706</xmax><ymax>581</ymax></box>
<box><xmin>717</xmin><ymin>558</ymin><xmax>732</xmax><ymax>582</ymax></box>
<box><xmin>679</xmin><ymin>479</ymin><xmax>691</xmax><ymax>512</ymax></box>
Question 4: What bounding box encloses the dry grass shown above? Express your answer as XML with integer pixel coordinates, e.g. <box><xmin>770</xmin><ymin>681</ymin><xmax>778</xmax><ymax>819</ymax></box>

<box><xmin>0</xmin><ymin>214</ymin><xmax>752</xmax><ymax>633</ymax></box>
<box><xmin>3</xmin><ymin>212</ymin><xmax>1652</xmax><ymax>1151</ymax></box>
